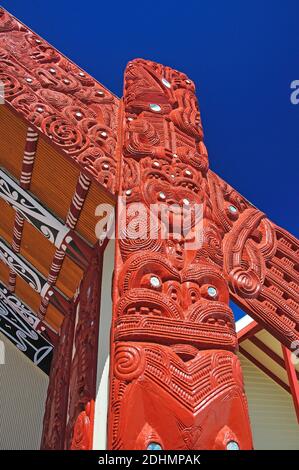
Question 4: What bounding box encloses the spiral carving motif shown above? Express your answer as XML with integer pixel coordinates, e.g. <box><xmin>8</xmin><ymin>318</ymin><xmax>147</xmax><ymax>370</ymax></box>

<box><xmin>109</xmin><ymin>59</ymin><xmax>253</xmax><ymax>450</ymax></box>
<box><xmin>229</xmin><ymin>267</ymin><xmax>261</xmax><ymax>299</ymax></box>
<box><xmin>0</xmin><ymin>7</ymin><xmax>118</xmax><ymax>192</ymax></box>
<box><xmin>114</xmin><ymin>345</ymin><xmax>145</xmax><ymax>381</ymax></box>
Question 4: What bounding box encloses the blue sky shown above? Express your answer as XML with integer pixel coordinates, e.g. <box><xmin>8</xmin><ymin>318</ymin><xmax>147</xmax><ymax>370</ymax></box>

<box><xmin>2</xmin><ymin>0</ymin><xmax>298</xmax><ymax>320</ymax></box>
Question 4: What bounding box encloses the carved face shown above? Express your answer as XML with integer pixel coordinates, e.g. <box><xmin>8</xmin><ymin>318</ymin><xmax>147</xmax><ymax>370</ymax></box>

<box><xmin>164</xmin><ymin>231</ymin><xmax>199</xmax><ymax>270</ymax></box>
<box><xmin>165</xmin><ymin>235</ymin><xmax>185</xmax><ymax>270</ymax></box>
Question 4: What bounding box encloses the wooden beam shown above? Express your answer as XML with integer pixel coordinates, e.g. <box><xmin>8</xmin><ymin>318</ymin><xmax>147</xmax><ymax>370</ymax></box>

<box><xmin>8</xmin><ymin>126</ymin><xmax>39</xmax><ymax>292</ymax></box>
<box><xmin>237</xmin><ymin>320</ymin><xmax>263</xmax><ymax>342</ymax></box>
<box><xmin>37</xmin><ymin>172</ymin><xmax>92</xmax><ymax>317</ymax></box>
<box><xmin>282</xmin><ymin>345</ymin><xmax>299</xmax><ymax>423</ymax></box>
<box><xmin>249</xmin><ymin>336</ymin><xmax>299</xmax><ymax>382</ymax></box>
<box><xmin>239</xmin><ymin>345</ymin><xmax>290</xmax><ymax>393</ymax></box>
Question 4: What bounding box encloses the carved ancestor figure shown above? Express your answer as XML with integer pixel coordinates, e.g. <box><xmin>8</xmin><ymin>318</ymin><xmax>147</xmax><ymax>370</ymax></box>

<box><xmin>108</xmin><ymin>59</ymin><xmax>253</xmax><ymax>450</ymax></box>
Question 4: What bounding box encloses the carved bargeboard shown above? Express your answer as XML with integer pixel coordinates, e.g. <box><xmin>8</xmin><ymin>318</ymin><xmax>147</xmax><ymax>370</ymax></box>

<box><xmin>0</xmin><ymin>7</ymin><xmax>119</xmax><ymax>193</ymax></box>
<box><xmin>208</xmin><ymin>171</ymin><xmax>299</xmax><ymax>348</ymax></box>
<box><xmin>108</xmin><ymin>59</ymin><xmax>253</xmax><ymax>450</ymax></box>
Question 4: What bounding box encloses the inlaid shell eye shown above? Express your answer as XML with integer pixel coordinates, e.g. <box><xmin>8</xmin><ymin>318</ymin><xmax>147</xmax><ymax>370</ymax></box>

<box><xmin>150</xmin><ymin>276</ymin><xmax>161</xmax><ymax>288</ymax></box>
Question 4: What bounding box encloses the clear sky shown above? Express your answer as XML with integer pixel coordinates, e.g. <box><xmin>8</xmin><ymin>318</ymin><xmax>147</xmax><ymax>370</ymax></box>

<box><xmin>1</xmin><ymin>0</ymin><xmax>298</xmax><ymax>320</ymax></box>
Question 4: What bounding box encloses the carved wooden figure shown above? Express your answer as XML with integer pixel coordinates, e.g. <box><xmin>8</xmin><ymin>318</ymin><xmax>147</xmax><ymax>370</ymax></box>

<box><xmin>1</xmin><ymin>7</ymin><xmax>298</xmax><ymax>450</ymax></box>
<box><xmin>108</xmin><ymin>59</ymin><xmax>253</xmax><ymax>450</ymax></box>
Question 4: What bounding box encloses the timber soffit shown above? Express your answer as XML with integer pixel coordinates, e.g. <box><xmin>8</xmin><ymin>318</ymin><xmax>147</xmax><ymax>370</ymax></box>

<box><xmin>237</xmin><ymin>316</ymin><xmax>299</xmax><ymax>398</ymax></box>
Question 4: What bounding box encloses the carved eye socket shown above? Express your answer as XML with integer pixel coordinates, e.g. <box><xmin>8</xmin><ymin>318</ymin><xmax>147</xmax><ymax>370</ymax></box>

<box><xmin>140</xmin><ymin>274</ymin><xmax>162</xmax><ymax>290</ymax></box>
<box><xmin>169</xmin><ymin>286</ymin><xmax>178</xmax><ymax>301</ymax></box>
<box><xmin>147</xmin><ymin>442</ymin><xmax>163</xmax><ymax>450</ymax></box>
<box><xmin>226</xmin><ymin>203</ymin><xmax>239</xmax><ymax>220</ymax></box>
<box><xmin>226</xmin><ymin>440</ymin><xmax>239</xmax><ymax>450</ymax></box>
<box><xmin>190</xmin><ymin>289</ymin><xmax>199</xmax><ymax>304</ymax></box>
<box><xmin>201</xmin><ymin>284</ymin><xmax>219</xmax><ymax>300</ymax></box>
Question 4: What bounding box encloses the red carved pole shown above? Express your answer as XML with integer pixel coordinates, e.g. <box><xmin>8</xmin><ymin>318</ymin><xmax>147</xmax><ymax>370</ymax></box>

<box><xmin>66</xmin><ymin>249</ymin><xmax>103</xmax><ymax>450</ymax></box>
<box><xmin>41</xmin><ymin>306</ymin><xmax>75</xmax><ymax>449</ymax></box>
<box><xmin>108</xmin><ymin>59</ymin><xmax>253</xmax><ymax>450</ymax></box>
<box><xmin>41</xmin><ymin>248</ymin><xmax>103</xmax><ymax>450</ymax></box>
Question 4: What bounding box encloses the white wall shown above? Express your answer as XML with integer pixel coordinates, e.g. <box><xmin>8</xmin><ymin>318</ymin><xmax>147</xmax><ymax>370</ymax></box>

<box><xmin>93</xmin><ymin>239</ymin><xmax>115</xmax><ymax>450</ymax></box>
<box><xmin>239</xmin><ymin>353</ymin><xmax>299</xmax><ymax>449</ymax></box>
<box><xmin>0</xmin><ymin>332</ymin><xmax>48</xmax><ymax>449</ymax></box>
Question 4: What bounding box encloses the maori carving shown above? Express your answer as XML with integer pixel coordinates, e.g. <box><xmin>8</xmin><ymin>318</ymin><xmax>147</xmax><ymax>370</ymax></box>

<box><xmin>0</xmin><ymin>280</ymin><xmax>53</xmax><ymax>373</ymax></box>
<box><xmin>65</xmin><ymin>250</ymin><xmax>102</xmax><ymax>449</ymax></box>
<box><xmin>41</xmin><ymin>306</ymin><xmax>75</xmax><ymax>449</ymax></box>
<box><xmin>0</xmin><ymin>7</ymin><xmax>119</xmax><ymax>193</ymax></box>
<box><xmin>41</xmin><ymin>249</ymin><xmax>102</xmax><ymax>449</ymax></box>
<box><xmin>207</xmin><ymin>171</ymin><xmax>299</xmax><ymax>347</ymax></box>
<box><xmin>70</xmin><ymin>401</ymin><xmax>94</xmax><ymax>450</ymax></box>
<box><xmin>108</xmin><ymin>59</ymin><xmax>252</xmax><ymax>450</ymax></box>
<box><xmin>0</xmin><ymin>168</ymin><xmax>93</xmax><ymax>269</ymax></box>
<box><xmin>0</xmin><ymin>279</ymin><xmax>39</xmax><ymax>329</ymax></box>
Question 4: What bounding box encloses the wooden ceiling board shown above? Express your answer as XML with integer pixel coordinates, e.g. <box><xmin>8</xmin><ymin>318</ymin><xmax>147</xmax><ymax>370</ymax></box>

<box><xmin>30</xmin><ymin>138</ymin><xmax>80</xmax><ymax>221</ymax></box>
<box><xmin>15</xmin><ymin>275</ymin><xmax>43</xmax><ymax>314</ymax></box>
<box><xmin>55</xmin><ymin>256</ymin><xmax>83</xmax><ymax>299</ymax></box>
<box><xmin>76</xmin><ymin>180</ymin><xmax>115</xmax><ymax>245</ymax></box>
<box><xmin>15</xmin><ymin>276</ymin><xmax>63</xmax><ymax>333</ymax></box>
<box><xmin>0</xmin><ymin>106</ymin><xmax>27</xmax><ymax>179</ymax></box>
<box><xmin>0</xmin><ymin>198</ymin><xmax>14</xmax><ymax>245</ymax></box>
<box><xmin>44</xmin><ymin>303</ymin><xmax>64</xmax><ymax>332</ymax></box>
<box><xmin>0</xmin><ymin>262</ymin><xmax>10</xmax><ymax>285</ymax></box>
<box><xmin>20</xmin><ymin>220</ymin><xmax>55</xmax><ymax>279</ymax></box>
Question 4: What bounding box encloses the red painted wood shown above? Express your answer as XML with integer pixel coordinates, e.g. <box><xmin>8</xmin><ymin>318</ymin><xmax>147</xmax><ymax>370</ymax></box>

<box><xmin>237</xmin><ymin>320</ymin><xmax>262</xmax><ymax>342</ymax></box>
<box><xmin>41</xmin><ymin>248</ymin><xmax>103</xmax><ymax>450</ymax></box>
<box><xmin>250</xmin><ymin>336</ymin><xmax>299</xmax><ymax>381</ymax></box>
<box><xmin>0</xmin><ymin>7</ymin><xmax>119</xmax><ymax>194</ymax></box>
<box><xmin>0</xmin><ymin>6</ymin><xmax>298</xmax><ymax>451</ymax></box>
<box><xmin>41</xmin><ymin>305</ymin><xmax>76</xmax><ymax>449</ymax></box>
<box><xmin>0</xmin><ymin>7</ymin><xmax>297</xmax><ymax>348</ymax></box>
<box><xmin>108</xmin><ymin>59</ymin><xmax>253</xmax><ymax>450</ymax></box>
<box><xmin>65</xmin><ymin>251</ymin><xmax>103</xmax><ymax>449</ymax></box>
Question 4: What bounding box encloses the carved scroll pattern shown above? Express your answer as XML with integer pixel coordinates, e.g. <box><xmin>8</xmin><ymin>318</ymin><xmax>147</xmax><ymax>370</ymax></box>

<box><xmin>108</xmin><ymin>59</ymin><xmax>252</xmax><ymax>450</ymax></box>
<box><xmin>0</xmin><ymin>7</ymin><xmax>119</xmax><ymax>193</ymax></box>
<box><xmin>208</xmin><ymin>171</ymin><xmax>299</xmax><ymax>347</ymax></box>
<box><xmin>41</xmin><ymin>307</ymin><xmax>75</xmax><ymax>449</ymax></box>
<box><xmin>65</xmin><ymin>253</ymin><xmax>102</xmax><ymax>449</ymax></box>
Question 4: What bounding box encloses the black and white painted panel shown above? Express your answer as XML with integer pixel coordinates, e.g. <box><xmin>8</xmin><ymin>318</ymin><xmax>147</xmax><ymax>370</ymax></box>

<box><xmin>0</xmin><ymin>281</ymin><xmax>53</xmax><ymax>374</ymax></box>
<box><xmin>0</xmin><ymin>168</ymin><xmax>92</xmax><ymax>268</ymax></box>
<box><xmin>0</xmin><ymin>237</ymin><xmax>50</xmax><ymax>296</ymax></box>
<box><xmin>0</xmin><ymin>238</ymin><xmax>70</xmax><ymax>316</ymax></box>
<box><xmin>0</xmin><ymin>168</ymin><xmax>71</xmax><ymax>248</ymax></box>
